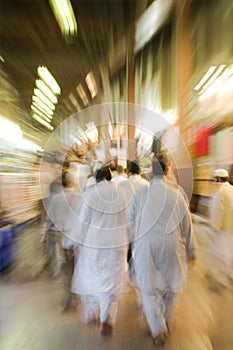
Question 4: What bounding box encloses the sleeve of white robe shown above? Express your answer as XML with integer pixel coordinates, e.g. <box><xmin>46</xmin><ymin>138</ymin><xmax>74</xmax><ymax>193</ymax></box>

<box><xmin>180</xmin><ymin>204</ymin><xmax>197</xmax><ymax>261</ymax></box>
<box><xmin>64</xmin><ymin>193</ymin><xmax>89</xmax><ymax>247</ymax></box>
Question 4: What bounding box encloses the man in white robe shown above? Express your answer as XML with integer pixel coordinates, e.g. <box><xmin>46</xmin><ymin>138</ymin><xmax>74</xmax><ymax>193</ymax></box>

<box><xmin>128</xmin><ymin>161</ymin><xmax>149</xmax><ymax>193</ymax></box>
<box><xmin>128</xmin><ymin>156</ymin><xmax>197</xmax><ymax>346</ymax></box>
<box><xmin>42</xmin><ymin>171</ymin><xmax>82</xmax><ymax>310</ymax></box>
<box><xmin>69</xmin><ymin>166</ymin><xmax>129</xmax><ymax>335</ymax></box>
<box><xmin>207</xmin><ymin>168</ymin><xmax>233</xmax><ymax>290</ymax></box>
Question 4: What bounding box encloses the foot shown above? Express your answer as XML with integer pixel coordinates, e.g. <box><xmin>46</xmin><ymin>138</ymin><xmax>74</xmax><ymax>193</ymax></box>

<box><xmin>153</xmin><ymin>333</ymin><xmax>165</xmax><ymax>346</ymax></box>
<box><xmin>100</xmin><ymin>322</ymin><xmax>113</xmax><ymax>336</ymax></box>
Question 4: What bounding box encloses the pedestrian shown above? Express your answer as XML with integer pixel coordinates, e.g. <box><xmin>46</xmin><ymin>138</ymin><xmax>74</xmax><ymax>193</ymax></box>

<box><xmin>128</xmin><ymin>160</ymin><xmax>149</xmax><ymax>193</ymax></box>
<box><xmin>206</xmin><ymin>168</ymin><xmax>233</xmax><ymax>291</ymax></box>
<box><xmin>42</xmin><ymin>170</ymin><xmax>82</xmax><ymax>311</ymax></box>
<box><xmin>69</xmin><ymin>165</ymin><xmax>129</xmax><ymax>336</ymax></box>
<box><xmin>128</xmin><ymin>155</ymin><xmax>197</xmax><ymax>346</ymax></box>
<box><xmin>112</xmin><ymin>164</ymin><xmax>128</xmax><ymax>184</ymax></box>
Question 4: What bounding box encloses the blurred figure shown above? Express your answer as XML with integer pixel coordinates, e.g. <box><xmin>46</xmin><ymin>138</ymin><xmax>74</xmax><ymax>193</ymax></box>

<box><xmin>69</xmin><ymin>166</ymin><xmax>129</xmax><ymax>336</ymax></box>
<box><xmin>85</xmin><ymin>160</ymin><xmax>101</xmax><ymax>190</ymax></box>
<box><xmin>206</xmin><ymin>168</ymin><xmax>233</xmax><ymax>291</ymax></box>
<box><xmin>128</xmin><ymin>161</ymin><xmax>149</xmax><ymax>192</ymax></box>
<box><xmin>114</xmin><ymin>165</ymin><xmax>134</xmax><ymax>203</ymax></box>
<box><xmin>69</xmin><ymin>162</ymin><xmax>92</xmax><ymax>192</ymax></box>
<box><xmin>112</xmin><ymin>165</ymin><xmax>127</xmax><ymax>184</ymax></box>
<box><xmin>85</xmin><ymin>173</ymin><xmax>96</xmax><ymax>189</ymax></box>
<box><xmin>128</xmin><ymin>156</ymin><xmax>197</xmax><ymax>346</ymax></box>
<box><xmin>163</xmin><ymin>155</ymin><xmax>190</xmax><ymax>206</ymax></box>
<box><xmin>41</xmin><ymin>171</ymin><xmax>81</xmax><ymax>310</ymax></box>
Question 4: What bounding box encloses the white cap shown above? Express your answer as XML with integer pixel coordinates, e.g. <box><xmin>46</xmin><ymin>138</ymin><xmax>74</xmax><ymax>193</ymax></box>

<box><xmin>215</xmin><ymin>168</ymin><xmax>229</xmax><ymax>177</ymax></box>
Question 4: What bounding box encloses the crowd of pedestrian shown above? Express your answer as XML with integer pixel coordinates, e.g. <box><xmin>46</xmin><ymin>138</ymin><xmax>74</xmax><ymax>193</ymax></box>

<box><xmin>40</xmin><ymin>152</ymin><xmax>232</xmax><ymax>346</ymax></box>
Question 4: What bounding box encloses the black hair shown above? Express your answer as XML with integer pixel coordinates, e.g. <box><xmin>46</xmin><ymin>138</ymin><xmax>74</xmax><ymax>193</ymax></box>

<box><xmin>129</xmin><ymin>161</ymin><xmax>140</xmax><ymax>175</ymax></box>
<box><xmin>95</xmin><ymin>166</ymin><xmax>112</xmax><ymax>182</ymax></box>
<box><xmin>152</xmin><ymin>154</ymin><xmax>169</xmax><ymax>177</ymax></box>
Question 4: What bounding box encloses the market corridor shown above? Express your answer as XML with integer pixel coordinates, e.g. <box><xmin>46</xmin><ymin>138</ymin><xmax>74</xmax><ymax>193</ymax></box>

<box><xmin>0</xmin><ymin>219</ymin><xmax>233</xmax><ymax>350</ymax></box>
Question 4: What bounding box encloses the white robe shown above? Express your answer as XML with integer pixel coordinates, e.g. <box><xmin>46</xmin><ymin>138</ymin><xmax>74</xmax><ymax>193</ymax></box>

<box><xmin>70</xmin><ymin>180</ymin><xmax>129</xmax><ymax>297</ymax></box>
<box><xmin>128</xmin><ymin>174</ymin><xmax>149</xmax><ymax>193</ymax></box>
<box><xmin>46</xmin><ymin>188</ymin><xmax>80</xmax><ymax>233</ymax></box>
<box><xmin>128</xmin><ymin>177</ymin><xmax>196</xmax><ymax>294</ymax></box>
<box><xmin>207</xmin><ymin>182</ymin><xmax>233</xmax><ymax>284</ymax></box>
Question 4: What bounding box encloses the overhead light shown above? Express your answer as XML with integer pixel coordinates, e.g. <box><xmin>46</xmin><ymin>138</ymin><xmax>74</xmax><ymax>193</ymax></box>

<box><xmin>194</xmin><ymin>66</ymin><xmax>216</xmax><ymax>90</ymax></box>
<box><xmin>76</xmin><ymin>84</ymin><xmax>88</xmax><ymax>106</ymax></box>
<box><xmin>199</xmin><ymin>65</ymin><xmax>226</xmax><ymax>94</ymax></box>
<box><xmin>31</xmin><ymin>66</ymin><xmax>60</xmax><ymax>127</ymax></box>
<box><xmin>37</xmin><ymin>66</ymin><xmax>61</xmax><ymax>95</ymax></box>
<box><xmin>198</xmin><ymin>63</ymin><xmax>233</xmax><ymax>102</ymax></box>
<box><xmin>33</xmin><ymin>114</ymin><xmax>54</xmax><ymax>131</ymax></box>
<box><xmin>64</xmin><ymin>99</ymin><xmax>74</xmax><ymax>112</ymax></box>
<box><xmin>32</xmin><ymin>102</ymin><xmax>53</xmax><ymax>117</ymax></box>
<box><xmin>135</xmin><ymin>0</ymin><xmax>173</xmax><ymax>53</ymax></box>
<box><xmin>69</xmin><ymin>93</ymin><xmax>81</xmax><ymax>110</ymax></box>
<box><xmin>31</xmin><ymin>105</ymin><xmax>52</xmax><ymax>122</ymax></box>
<box><xmin>85</xmin><ymin>71</ymin><xmax>97</xmax><ymax>98</ymax></box>
<box><xmin>49</xmin><ymin>0</ymin><xmax>77</xmax><ymax>37</ymax></box>
<box><xmin>35</xmin><ymin>79</ymin><xmax>58</xmax><ymax>104</ymax></box>
<box><xmin>0</xmin><ymin>55</ymin><xmax>5</xmax><ymax>63</ymax></box>
<box><xmin>32</xmin><ymin>96</ymin><xmax>55</xmax><ymax>112</ymax></box>
<box><xmin>34</xmin><ymin>88</ymin><xmax>56</xmax><ymax>111</ymax></box>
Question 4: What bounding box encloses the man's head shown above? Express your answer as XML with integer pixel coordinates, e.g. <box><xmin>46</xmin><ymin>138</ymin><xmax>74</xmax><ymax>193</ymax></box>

<box><xmin>214</xmin><ymin>168</ymin><xmax>229</xmax><ymax>183</ymax></box>
<box><xmin>116</xmin><ymin>165</ymin><xmax>124</xmax><ymax>174</ymax></box>
<box><xmin>62</xmin><ymin>171</ymin><xmax>75</xmax><ymax>188</ymax></box>
<box><xmin>95</xmin><ymin>166</ymin><xmax>112</xmax><ymax>182</ymax></box>
<box><xmin>152</xmin><ymin>153</ymin><xmax>169</xmax><ymax>178</ymax></box>
<box><xmin>129</xmin><ymin>161</ymin><xmax>141</xmax><ymax>175</ymax></box>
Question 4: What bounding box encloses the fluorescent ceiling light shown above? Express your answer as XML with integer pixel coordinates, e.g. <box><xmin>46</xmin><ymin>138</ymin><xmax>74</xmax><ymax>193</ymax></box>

<box><xmin>194</xmin><ymin>66</ymin><xmax>216</xmax><ymax>90</ymax></box>
<box><xmin>32</xmin><ymin>96</ymin><xmax>55</xmax><ymax>112</ymax></box>
<box><xmin>37</xmin><ymin>66</ymin><xmax>61</xmax><ymax>95</ymax></box>
<box><xmin>64</xmin><ymin>99</ymin><xmax>74</xmax><ymax>112</ymax></box>
<box><xmin>0</xmin><ymin>55</ymin><xmax>5</xmax><ymax>63</ymax></box>
<box><xmin>69</xmin><ymin>93</ymin><xmax>81</xmax><ymax>110</ymax></box>
<box><xmin>31</xmin><ymin>105</ymin><xmax>52</xmax><ymax>122</ymax></box>
<box><xmin>85</xmin><ymin>71</ymin><xmax>97</xmax><ymax>98</ymax></box>
<box><xmin>34</xmin><ymin>88</ymin><xmax>56</xmax><ymax>110</ymax></box>
<box><xmin>198</xmin><ymin>64</ymin><xmax>233</xmax><ymax>101</ymax></box>
<box><xmin>35</xmin><ymin>79</ymin><xmax>58</xmax><ymax>104</ymax></box>
<box><xmin>76</xmin><ymin>84</ymin><xmax>88</xmax><ymax>106</ymax></box>
<box><xmin>49</xmin><ymin>0</ymin><xmax>77</xmax><ymax>37</ymax></box>
<box><xmin>32</xmin><ymin>102</ymin><xmax>53</xmax><ymax>117</ymax></box>
<box><xmin>135</xmin><ymin>0</ymin><xmax>173</xmax><ymax>54</ymax></box>
<box><xmin>33</xmin><ymin>114</ymin><xmax>54</xmax><ymax>131</ymax></box>
<box><xmin>199</xmin><ymin>65</ymin><xmax>226</xmax><ymax>94</ymax></box>
<box><xmin>213</xmin><ymin>64</ymin><xmax>233</xmax><ymax>83</ymax></box>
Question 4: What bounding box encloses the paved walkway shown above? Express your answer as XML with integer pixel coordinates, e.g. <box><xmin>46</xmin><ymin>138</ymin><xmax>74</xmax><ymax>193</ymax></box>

<box><xmin>0</xmin><ymin>220</ymin><xmax>233</xmax><ymax>350</ymax></box>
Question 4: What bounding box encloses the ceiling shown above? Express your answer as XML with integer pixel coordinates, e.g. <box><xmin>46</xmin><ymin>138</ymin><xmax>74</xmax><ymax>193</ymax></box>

<box><xmin>0</xmin><ymin>0</ymin><xmax>146</xmax><ymax>138</ymax></box>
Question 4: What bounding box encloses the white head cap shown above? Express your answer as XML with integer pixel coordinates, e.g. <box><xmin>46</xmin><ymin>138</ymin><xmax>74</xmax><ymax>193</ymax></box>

<box><xmin>215</xmin><ymin>168</ymin><xmax>229</xmax><ymax>178</ymax></box>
